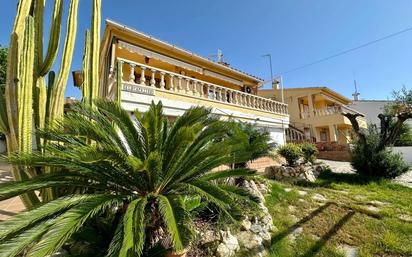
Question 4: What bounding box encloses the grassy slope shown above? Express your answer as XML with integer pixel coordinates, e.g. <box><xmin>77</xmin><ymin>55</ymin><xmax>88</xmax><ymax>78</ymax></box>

<box><xmin>265</xmin><ymin>171</ymin><xmax>412</xmax><ymax>257</ymax></box>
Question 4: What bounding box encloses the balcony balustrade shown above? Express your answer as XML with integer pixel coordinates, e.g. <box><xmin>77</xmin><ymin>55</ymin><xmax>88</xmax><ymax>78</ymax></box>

<box><xmin>112</xmin><ymin>58</ymin><xmax>288</xmax><ymax>116</ymax></box>
<box><xmin>299</xmin><ymin>105</ymin><xmax>366</xmax><ymax>124</ymax></box>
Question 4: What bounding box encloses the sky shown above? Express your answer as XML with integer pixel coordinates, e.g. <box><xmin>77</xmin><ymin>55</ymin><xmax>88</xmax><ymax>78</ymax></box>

<box><xmin>1</xmin><ymin>0</ymin><xmax>412</xmax><ymax>100</ymax></box>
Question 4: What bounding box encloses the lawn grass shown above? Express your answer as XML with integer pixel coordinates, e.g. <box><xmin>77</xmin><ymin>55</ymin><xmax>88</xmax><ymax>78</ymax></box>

<box><xmin>265</xmin><ymin>171</ymin><xmax>412</xmax><ymax>257</ymax></box>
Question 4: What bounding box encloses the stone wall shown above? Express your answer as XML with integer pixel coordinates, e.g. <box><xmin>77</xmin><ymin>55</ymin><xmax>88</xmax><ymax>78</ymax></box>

<box><xmin>315</xmin><ymin>142</ymin><xmax>351</xmax><ymax>162</ymax></box>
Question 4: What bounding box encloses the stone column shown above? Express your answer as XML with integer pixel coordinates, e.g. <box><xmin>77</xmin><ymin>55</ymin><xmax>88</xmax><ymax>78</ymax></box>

<box><xmin>329</xmin><ymin>124</ymin><xmax>338</xmax><ymax>142</ymax></box>
<box><xmin>307</xmin><ymin>94</ymin><xmax>314</xmax><ymax>117</ymax></box>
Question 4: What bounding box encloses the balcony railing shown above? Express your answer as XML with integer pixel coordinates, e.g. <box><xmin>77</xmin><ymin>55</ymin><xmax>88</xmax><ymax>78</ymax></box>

<box><xmin>113</xmin><ymin>58</ymin><xmax>288</xmax><ymax>115</ymax></box>
<box><xmin>299</xmin><ymin>105</ymin><xmax>366</xmax><ymax>124</ymax></box>
<box><xmin>314</xmin><ymin>106</ymin><xmax>342</xmax><ymax>117</ymax></box>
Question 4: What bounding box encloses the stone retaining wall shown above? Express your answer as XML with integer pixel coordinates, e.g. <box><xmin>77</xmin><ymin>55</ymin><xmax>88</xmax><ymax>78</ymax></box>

<box><xmin>315</xmin><ymin>142</ymin><xmax>351</xmax><ymax>162</ymax></box>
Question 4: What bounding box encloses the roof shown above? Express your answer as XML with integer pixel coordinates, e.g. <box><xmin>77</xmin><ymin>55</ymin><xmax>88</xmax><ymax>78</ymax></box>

<box><xmin>261</xmin><ymin>86</ymin><xmax>351</xmax><ymax>104</ymax></box>
<box><xmin>104</xmin><ymin>19</ymin><xmax>264</xmax><ymax>83</ymax></box>
<box><xmin>352</xmin><ymin>99</ymin><xmax>393</xmax><ymax>103</ymax></box>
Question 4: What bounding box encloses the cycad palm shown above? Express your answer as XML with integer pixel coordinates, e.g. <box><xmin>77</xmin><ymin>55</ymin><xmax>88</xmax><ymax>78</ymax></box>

<box><xmin>0</xmin><ymin>99</ymin><xmax>258</xmax><ymax>257</ymax></box>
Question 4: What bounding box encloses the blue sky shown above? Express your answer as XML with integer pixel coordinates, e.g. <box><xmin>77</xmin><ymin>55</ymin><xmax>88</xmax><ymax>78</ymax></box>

<box><xmin>1</xmin><ymin>0</ymin><xmax>412</xmax><ymax>100</ymax></box>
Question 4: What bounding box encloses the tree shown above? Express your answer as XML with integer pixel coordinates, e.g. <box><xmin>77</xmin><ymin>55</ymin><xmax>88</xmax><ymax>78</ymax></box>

<box><xmin>343</xmin><ymin>86</ymin><xmax>411</xmax><ymax>176</ymax></box>
<box><xmin>231</xmin><ymin>122</ymin><xmax>274</xmax><ymax>168</ymax></box>
<box><xmin>0</xmin><ymin>100</ymin><xmax>258</xmax><ymax>257</ymax></box>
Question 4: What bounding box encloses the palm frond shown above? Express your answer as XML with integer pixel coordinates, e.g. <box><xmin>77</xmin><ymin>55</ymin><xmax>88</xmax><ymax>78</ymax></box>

<box><xmin>200</xmin><ymin>168</ymin><xmax>256</xmax><ymax>181</ymax></box>
<box><xmin>105</xmin><ymin>219</ymin><xmax>124</xmax><ymax>257</ymax></box>
<box><xmin>218</xmin><ymin>184</ymin><xmax>261</xmax><ymax>205</ymax></box>
<box><xmin>0</xmin><ymin>174</ymin><xmax>103</xmax><ymax>201</ymax></box>
<box><xmin>119</xmin><ymin>197</ymin><xmax>147</xmax><ymax>257</ymax></box>
<box><xmin>94</xmin><ymin>99</ymin><xmax>145</xmax><ymax>159</ymax></box>
<box><xmin>0</xmin><ymin>221</ymin><xmax>51</xmax><ymax>257</ymax></box>
<box><xmin>26</xmin><ymin>194</ymin><xmax>124</xmax><ymax>257</ymax></box>
<box><xmin>175</xmin><ymin>181</ymin><xmax>239</xmax><ymax>221</ymax></box>
<box><xmin>0</xmin><ymin>195</ymin><xmax>99</xmax><ymax>241</ymax></box>
<box><xmin>158</xmin><ymin>195</ymin><xmax>193</xmax><ymax>252</ymax></box>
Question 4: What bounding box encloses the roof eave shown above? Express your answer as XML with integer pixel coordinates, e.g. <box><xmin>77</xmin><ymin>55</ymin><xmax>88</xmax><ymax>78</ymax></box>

<box><xmin>105</xmin><ymin>19</ymin><xmax>264</xmax><ymax>83</ymax></box>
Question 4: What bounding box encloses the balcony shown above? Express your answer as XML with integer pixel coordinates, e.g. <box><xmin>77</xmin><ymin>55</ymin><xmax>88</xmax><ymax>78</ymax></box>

<box><xmin>299</xmin><ymin>105</ymin><xmax>367</xmax><ymax>128</ymax></box>
<box><xmin>110</xmin><ymin>58</ymin><xmax>288</xmax><ymax>116</ymax></box>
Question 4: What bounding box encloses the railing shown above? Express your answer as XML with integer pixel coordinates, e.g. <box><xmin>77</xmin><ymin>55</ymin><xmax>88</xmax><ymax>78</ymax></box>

<box><xmin>113</xmin><ymin>58</ymin><xmax>288</xmax><ymax>115</ymax></box>
<box><xmin>313</xmin><ymin>106</ymin><xmax>342</xmax><ymax>117</ymax></box>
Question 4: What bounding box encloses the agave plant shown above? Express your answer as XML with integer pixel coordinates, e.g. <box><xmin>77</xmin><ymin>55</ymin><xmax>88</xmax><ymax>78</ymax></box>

<box><xmin>0</xmin><ymin>99</ymin><xmax>258</xmax><ymax>257</ymax></box>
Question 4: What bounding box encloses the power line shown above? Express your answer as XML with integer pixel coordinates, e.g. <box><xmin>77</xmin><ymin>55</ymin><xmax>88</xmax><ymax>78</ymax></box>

<box><xmin>274</xmin><ymin>25</ymin><xmax>412</xmax><ymax>76</ymax></box>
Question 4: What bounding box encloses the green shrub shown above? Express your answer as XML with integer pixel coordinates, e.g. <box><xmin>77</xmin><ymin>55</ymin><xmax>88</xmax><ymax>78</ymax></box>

<box><xmin>300</xmin><ymin>142</ymin><xmax>318</xmax><ymax>163</ymax></box>
<box><xmin>351</xmin><ymin>130</ymin><xmax>409</xmax><ymax>178</ymax></box>
<box><xmin>277</xmin><ymin>143</ymin><xmax>302</xmax><ymax>166</ymax></box>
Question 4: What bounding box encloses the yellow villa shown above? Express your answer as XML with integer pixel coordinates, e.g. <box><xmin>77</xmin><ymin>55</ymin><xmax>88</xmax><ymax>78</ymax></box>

<box><xmin>98</xmin><ymin>20</ymin><xmax>289</xmax><ymax>145</ymax></box>
<box><xmin>259</xmin><ymin>86</ymin><xmax>367</xmax><ymax>144</ymax></box>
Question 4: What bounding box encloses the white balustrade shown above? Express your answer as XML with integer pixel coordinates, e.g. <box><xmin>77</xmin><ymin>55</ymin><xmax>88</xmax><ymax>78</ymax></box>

<box><xmin>117</xmin><ymin>58</ymin><xmax>288</xmax><ymax>115</ymax></box>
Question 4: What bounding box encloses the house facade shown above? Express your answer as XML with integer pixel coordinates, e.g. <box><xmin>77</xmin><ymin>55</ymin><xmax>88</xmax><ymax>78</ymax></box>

<box><xmin>259</xmin><ymin>87</ymin><xmax>367</xmax><ymax>144</ymax></box>
<box><xmin>98</xmin><ymin>20</ymin><xmax>289</xmax><ymax>145</ymax></box>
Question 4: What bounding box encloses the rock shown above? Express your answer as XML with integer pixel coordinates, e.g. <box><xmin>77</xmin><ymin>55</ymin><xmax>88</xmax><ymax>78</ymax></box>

<box><xmin>250</xmin><ymin>224</ymin><xmax>263</xmax><ymax>234</ymax></box>
<box><xmin>241</xmin><ymin>219</ymin><xmax>252</xmax><ymax>231</ymax></box>
<box><xmin>260</xmin><ymin>214</ymin><xmax>273</xmax><ymax>228</ymax></box>
<box><xmin>298</xmin><ymin>190</ymin><xmax>307</xmax><ymax>197</ymax></box>
<box><xmin>366</xmin><ymin>205</ymin><xmax>380</xmax><ymax>212</ymax></box>
<box><xmin>368</xmin><ymin>200</ymin><xmax>388</xmax><ymax>206</ymax></box>
<box><xmin>338</xmin><ymin>244</ymin><xmax>358</xmax><ymax>257</ymax></box>
<box><xmin>288</xmin><ymin>205</ymin><xmax>296</xmax><ymax>212</ymax></box>
<box><xmin>399</xmin><ymin>214</ymin><xmax>412</xmax><ymax>222</ymax></box>
<box><xmin>265</xmin><ymin>164</ymin><xmax>320</xmax><ymax>182</ymax></box>
<box><xmin>289</xmin><ymin>214</ymin><xmax>299</xmax><ymax>223</ymax></box>
<box><xmin>258</xmin><ymin>230</ymin><xmax>272</xmax><ymax>244</ymax></box>
<box><xmin>284</xmin><ymin>188</ymin><xmax>293</xmax><ymax>192</ymax></box>
<box><xmin>310</xmin><ymin>234</ymin><xmax>320</xmax><ymax>241</ymax></box>
<box><xmin>298</xmin><ymin>199</ymin><xmax>305</xmax><ymax>203</ymax></box>
<box><xmin>200</xmin><ymin>230</ymin><xmax>218</xmax><ymax>245</ymax></box>
<box><xmin>216</xmin><ymin>243</ymin><xmax>233</xmax><ymax>257</ymax></box>
<box><xmin>289</xmin><ymin>227</ymin><xmax>303</xmax><ymax>242</ymax></box>
<box><xmin>312</xmin><ymin>193</ymin><xmax>327</xmax><ymax>202</ymax></box>
<box><xmin>244</xmin><ymin>180</ymin><xmax>265</xmax><ymax>202</ymax></box>
<box><xmin>216</xmin><ymin>230</ymin><xmax>239</xmax><ymax>257</ymax></box>
<box><xmin>236</xmin><ymin>231</ymin><xmax>263</xmax><ymax>250</ymax></box>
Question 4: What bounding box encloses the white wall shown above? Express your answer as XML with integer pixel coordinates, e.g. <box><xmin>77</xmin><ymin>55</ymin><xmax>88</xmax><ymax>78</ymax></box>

<box><xmin>350</xmin><ymin>100</ymin><xmax>412</xmax><ymax>128</ymax></box>
<box><xmin>0</xmin><ymin>140</ymin><xmax>6</xmax><ymax>153</ymax></box>
<box><xmin>121</xmin><ymin>89</ymin><xmax>290</xmax><ymax>146</ymax></box>
<box><xmin>393</xmin><ymin>147</ymin><xmax>412</xmax><ymax>165</ymax></box>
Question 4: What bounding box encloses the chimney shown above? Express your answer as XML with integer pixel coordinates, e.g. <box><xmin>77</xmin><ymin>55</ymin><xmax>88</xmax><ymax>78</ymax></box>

<box><xmin>272</xmin><ymin>79</ymin><xmax>280</xmax><ymax>90</ymax></box>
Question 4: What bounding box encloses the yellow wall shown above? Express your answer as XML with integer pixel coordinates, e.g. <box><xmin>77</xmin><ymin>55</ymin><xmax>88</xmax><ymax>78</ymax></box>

<box><xmin>259</xmin><ymin>87</ymin><xmax>366</xmax><ymax>143</ymax></box>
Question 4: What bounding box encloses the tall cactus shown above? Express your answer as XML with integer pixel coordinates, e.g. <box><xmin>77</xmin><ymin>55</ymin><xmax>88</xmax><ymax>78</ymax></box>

<box><xmin>2</xmin><ymin>0</ymin><xmax>102</xmax><ymax>207</ymax></box>
<box><xmin>48</xmin><ymin>0</ymin><xmax>79</xmax><ymax>123</ymax></box>
<box><xmin>80</xmin><ymin>0</ymin><xmax>101</xmax><ymax>104</ymax></box>
<box><xmin>90</xmin><ymin>0</ymin><xmax>101</xmax><ymax>101</ymax></box>
<box><xmin>82</xmin><ymin>30</ymin><xmax>91</xmax><ymax>104</ymax></box>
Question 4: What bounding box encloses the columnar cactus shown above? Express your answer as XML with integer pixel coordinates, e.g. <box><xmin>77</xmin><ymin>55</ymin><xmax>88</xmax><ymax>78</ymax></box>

<box><xmin>1</xmin><ymin>0</ymin><xmax>101</xmax><ymax>207</ymax></box>
<box><xmin>48</xmin><ymin>0</ymin><xmax>79</xmax><ymax>123</ymax></box>
<box><xmin>82</xmin><ymin>30</ymin><xmax>91</xmax><ymax>104</ymax></box>
<box><xmin>90</xmin><ymin>0</ymin><xmax>101</xmax><ymax>100</ymax></box>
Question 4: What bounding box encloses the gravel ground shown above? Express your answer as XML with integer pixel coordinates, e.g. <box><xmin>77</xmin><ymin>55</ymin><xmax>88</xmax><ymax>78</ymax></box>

<box><xmin>319</xmin><ymin>159</ymin><xmax>412</xmax><ymax>189</ymax></box>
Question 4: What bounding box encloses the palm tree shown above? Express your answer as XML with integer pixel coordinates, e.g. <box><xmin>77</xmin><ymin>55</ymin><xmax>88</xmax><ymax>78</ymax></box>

<box><xmin>0</xmin><ymin>100</ymin><xmax>258</xmax><ymax>257</ymax></box>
